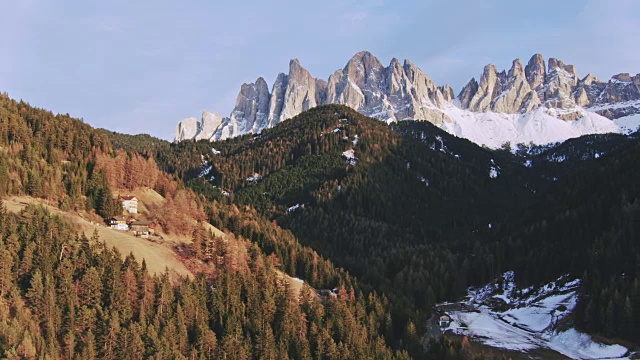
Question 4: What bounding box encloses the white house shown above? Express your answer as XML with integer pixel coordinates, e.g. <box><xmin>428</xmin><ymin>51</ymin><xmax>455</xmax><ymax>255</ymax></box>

<box><xmin>119</xmin><ymin>195</ymin><xmax>138</xmax><ymax>214</ymax></box>
<box><xmin>107</xmin><ymin>217</ymin><xmax>129</xmax><ymax>231</ymax></box>
<box><xmin>439</xmin><ymin>314</ymin><xmax>452</xmax><ymax>327</ymax></box>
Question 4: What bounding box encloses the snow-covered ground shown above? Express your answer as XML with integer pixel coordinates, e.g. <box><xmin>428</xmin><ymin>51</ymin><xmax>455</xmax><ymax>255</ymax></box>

<box><xmin>441</xmin><ymin>272</ymin><xmax>630</xmax><ymax>359</ymax></box>
<box><xmin>613</xmin><ymin>114</ymin><xmax>640</xmax><ymax>134</ymax></box>
<box><xmin>342</xmin><ymin>149</ymin><xmax>357</xmax><ymax>165</ymax></box>
<box><xmin>246</xmin><ymin>173</ymin><xmax>262</xmax><ymax>183</ymax></box>
<box><xmin>437</xmin><ymin>105</ymin><xmax>621</xmax><ymax>149</ymax></box>
<box><xmin>488</xmin><ymin>159</ymin><xmax>500</xmax><ymax>179</ymax></box>
<box><xmin>199</xmin><ymin>164</ymin><xmax>212</xmax><ymax>178</ymax></box>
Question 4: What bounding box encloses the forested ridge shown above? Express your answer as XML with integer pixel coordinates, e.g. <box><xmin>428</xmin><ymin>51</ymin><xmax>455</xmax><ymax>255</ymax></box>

<box><xmin>0</xmin><ymin>95</ymin><xmax>416</xmax><ymax>359</ymax></box>
<box><xmin>2</xmin><ymin>93</ymin><xmax>640</xmax><ymax>359</ymax></box>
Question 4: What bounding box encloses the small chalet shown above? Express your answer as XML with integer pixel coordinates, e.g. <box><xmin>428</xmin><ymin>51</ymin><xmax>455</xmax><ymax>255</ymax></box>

<box><xmin>317</xmin><ymin>288</ymin><xmax>338</xmax><ymax>301</ymax></box>
<box><xmin>119</xmin><ymin>195</ymin><xmax>138</xmax><ymax>214</ymax></box>
<box><xmin>438</xmin><ymin>314</ymin><xmax>452</xmax><ymax>328</ymax></box>
<box><xmin>130</xmin><ymin>220</ymin><xmax>155</xmax><ymax>238</ymax></box>
<box><xmin>108</xmin><ymin>217</ymin><xmax>128</xmax><ymax>231</ymax></box>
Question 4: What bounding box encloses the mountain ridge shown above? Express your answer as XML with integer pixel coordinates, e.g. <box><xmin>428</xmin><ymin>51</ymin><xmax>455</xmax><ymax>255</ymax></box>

<box><xmin>175</xmin><ymin>51</ymin><xmax>640</xmax><ymax>147</ymax></box>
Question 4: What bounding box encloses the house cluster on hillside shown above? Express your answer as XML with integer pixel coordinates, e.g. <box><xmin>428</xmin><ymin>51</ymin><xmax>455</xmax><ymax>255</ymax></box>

<box><xmin>105</xmin><ymin>195</ymin><xmax>156</xmax><ymax>238</ymax></box>
<box><xmin>107</xmin><ymin>217</ymin><xmax>156</xmax><ymax>238</ymax></box>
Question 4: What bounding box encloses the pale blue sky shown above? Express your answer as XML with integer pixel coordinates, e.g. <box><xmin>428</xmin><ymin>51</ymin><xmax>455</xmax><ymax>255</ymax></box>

<box><xmin>2</xmin><ymin>0</ymin><xmax>638</xmax><ymax>140</ymax></box>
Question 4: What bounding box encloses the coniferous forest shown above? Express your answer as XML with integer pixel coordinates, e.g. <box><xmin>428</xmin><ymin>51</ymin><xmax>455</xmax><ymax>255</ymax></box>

<box><xmin>1</xmin><ymin>93</ymin><xmax>640</xmax><ymax>358</ymax></box>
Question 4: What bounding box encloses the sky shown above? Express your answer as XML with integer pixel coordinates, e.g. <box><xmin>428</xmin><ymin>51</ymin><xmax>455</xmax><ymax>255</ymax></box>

<box><xmin>1</xmin><ymin>0</ymin><xmax>639</xmax><ymax>140</ymax></box>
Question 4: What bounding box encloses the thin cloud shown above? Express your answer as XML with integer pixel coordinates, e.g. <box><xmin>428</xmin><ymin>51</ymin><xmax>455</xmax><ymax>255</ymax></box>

<box><xmin>339</xmin><ymin>11</ymin><xmax>371</xmax><ymax>34</ymax></box>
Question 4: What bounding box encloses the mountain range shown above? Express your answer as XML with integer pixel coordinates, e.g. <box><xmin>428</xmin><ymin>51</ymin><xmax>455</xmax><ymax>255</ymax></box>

<box><xmin>175</xmin><ymin>51</ymin><xmax>640</xmax><ymax>148</ymax></box>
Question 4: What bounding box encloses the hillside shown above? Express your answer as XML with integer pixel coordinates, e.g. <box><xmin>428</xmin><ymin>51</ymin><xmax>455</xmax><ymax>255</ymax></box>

<box><xmin>2</xmin><ymin>92</ymin><xmax>639</xmax><ymax>358</ymax></box>
<box><xmin>0</xmin><ymin>95</ymin><xmax>413</xmax><ymax>359</ymax></box>
<box><xmin>3</xmin><ymin>194</ymin><xmax>194</xmax><ymax>279</ymax></box>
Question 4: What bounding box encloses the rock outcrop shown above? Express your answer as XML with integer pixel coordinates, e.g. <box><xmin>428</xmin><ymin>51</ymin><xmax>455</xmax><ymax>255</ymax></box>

<box><xmin>174</xmin><ymin>112</ymin><xmax>225</xmax><ymax>142</ymax></box>
<box><xmin>174</xmin><ymin>117</ymin><xmax>199</xmax><ymax>142</ymax></box>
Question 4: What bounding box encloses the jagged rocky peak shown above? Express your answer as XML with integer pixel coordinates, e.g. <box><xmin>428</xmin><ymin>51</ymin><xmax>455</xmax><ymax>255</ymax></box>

<box><xmin>267</xmin><ymin>73</ymin><xmax>288</xmax><ymax>127</ymax></box>
<box><xmin>328</xmin><ymin>51</ymin><xmax>385</xmax><ymax>111</ymax></box>
<box><xmin>525</xmin><ymin>53</ymin><xmax>546</xmax><ymax>91</ymax></box>
<box><xmin>572</xmin><ymin>74</ymin><xmax>602</xmax><ymax>107</ymax></box>
<box><xmin>611</xmin><ymin>73</ymin><xmax>636</xmax><ymax>83</ymax></box>
<box><xmin>345</xmin><ymin>50</ymin><xmax>385</xmax><ymax>85</ymax></box>
<box><xmin>278</xmin><ymin>58</ymin><xmax>323</xmax><ymax>121</ymax></box>
<box><xmin>403</xmin><ymin>58</ymin><xmax>444</xmax><ymax>104</ymax></box>
<box><xmin>545</xmin><ymin>57</ymin><xmax>579</xmax><ymax>109</ymax></box>
<box><xmin>458</xmin><ymin>78</ymin><xmax>479</xmax><ymax>109</ymax></box>
<box><xmin>287</xmin><ymin>59</ymin><xmax>307</xmax><ymax>80</ymax></box>
<box><xmin>460</xmin><ymin>54</ymin><xmax>590</xmax><ymax>114</ymax></box>
<box><xmin>207</xmin><ymin>77</ymin><xmax>271</xmax><ymax>141</ymax></box>
<box><xmin>597</xmin><ymin>72</ymin><xmax>640</xmax><ymax>105</ymax></box>
<box><xmin>581</xmin><ymin>73</ymin><xmax>601</xmax><ymax>86</ymax></box>
<box><xmin>548</xmin><ymin>58</ymin><xmax>577</xmax><ymax>77</ymax></box>
<box><xmin>234</xmin><ymin>77</ymin><xmax>270</xmax><ymax>131</ymax></box>
<box><xmin>404</xmin><ymin>59</ymin><xmax>440</xmax><ymax>92</ymax></box>
<box><xmin>464</xmin><ymin>63</ymin><xmax>501</xmax><ymax>112</ymax></box>
<box><xmin>385</xmin><ymin>57</ymin><xmax>405</xmax><ymax>95</ymax></box>
<box><xmin>440</xmin><ymin>85</ymin><xmax>455</xmax><ymax>102</ymax></box>
<box><xmin>509</xmin><ymin>58</ymin><xmax>525</xmax><ymax>75</ymax></box>
<box><xmin>492</xmin><ymin>58</ymin><xmax>539</xmax><ymax>113</ymax></box>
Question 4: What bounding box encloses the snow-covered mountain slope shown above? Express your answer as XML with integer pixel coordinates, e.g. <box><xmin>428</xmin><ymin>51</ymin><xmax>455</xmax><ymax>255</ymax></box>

<box><xmin>589</xmin><ymin>99</ymin><xmax>640</xmax><ymax>134</ymax></box>
<box><xmin>176</xmin><ymin>51</ymin><xmax>640</xmax><ymax>148</ymax></box>
<box><xmin>436</xmin><ymin>272</ymin><xmax>632</xmax><ymax>359</ymax></box>
<box><xmin>437</xmin><ymin>105</ymin><xmax>620</xmax><ymax>148</ymax></box>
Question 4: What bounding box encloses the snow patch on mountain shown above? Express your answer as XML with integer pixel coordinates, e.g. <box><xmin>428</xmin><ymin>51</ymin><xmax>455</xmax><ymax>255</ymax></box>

<box><xmin>342</xmin><ymin>149</ymin><xmax>357</xmax><ymax>165</ymax></box>
<box><xmin>199</xmin><ymin>164</ymin><xmax>212</xmax><ymax>178</ymax></box>
<box><xmin>246</xmin><ymin>173</ymin><xmax>261</xmax><ymax>183</ymax></box>
<box><xmin>613</xmin><ymin>114</ymin><xmax>640</xmax><ymax>134</ymax></box>
<box><xmin>489</xmin><ymin>159</ymin><xmax>500</xmax><ymax>178</ymax></box>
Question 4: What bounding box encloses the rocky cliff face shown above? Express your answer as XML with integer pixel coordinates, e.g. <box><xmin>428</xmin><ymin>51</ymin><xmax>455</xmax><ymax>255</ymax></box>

<box><xmin>175</xmin><ymin>51</ymin><xmax>640</xmax><ymax>146</ymax></box>
<box><xmin>457</xmin><ymin>54</ymin><xmax>640</xmax><ymax>118</ymax></box>
<box><xmin>174</xmin><ymin>111</ymin><xmax>225</xmax><ymax>142</ymax></box>
<box><xmin>324</xmin><ymin>52</ymin><xmax>452</xmax><ymax>124</ymax></box>
<box><xmin>211</xmin><ymin>77</ymin><xmax>270</xmax><ymax>140</ymax></box>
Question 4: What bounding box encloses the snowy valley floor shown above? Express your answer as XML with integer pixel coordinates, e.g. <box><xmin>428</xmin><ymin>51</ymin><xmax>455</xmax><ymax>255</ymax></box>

<box><xmin>431</xmin><ymin>272</ymin><xmax>634</xmax><ymax>359</ymax></box>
